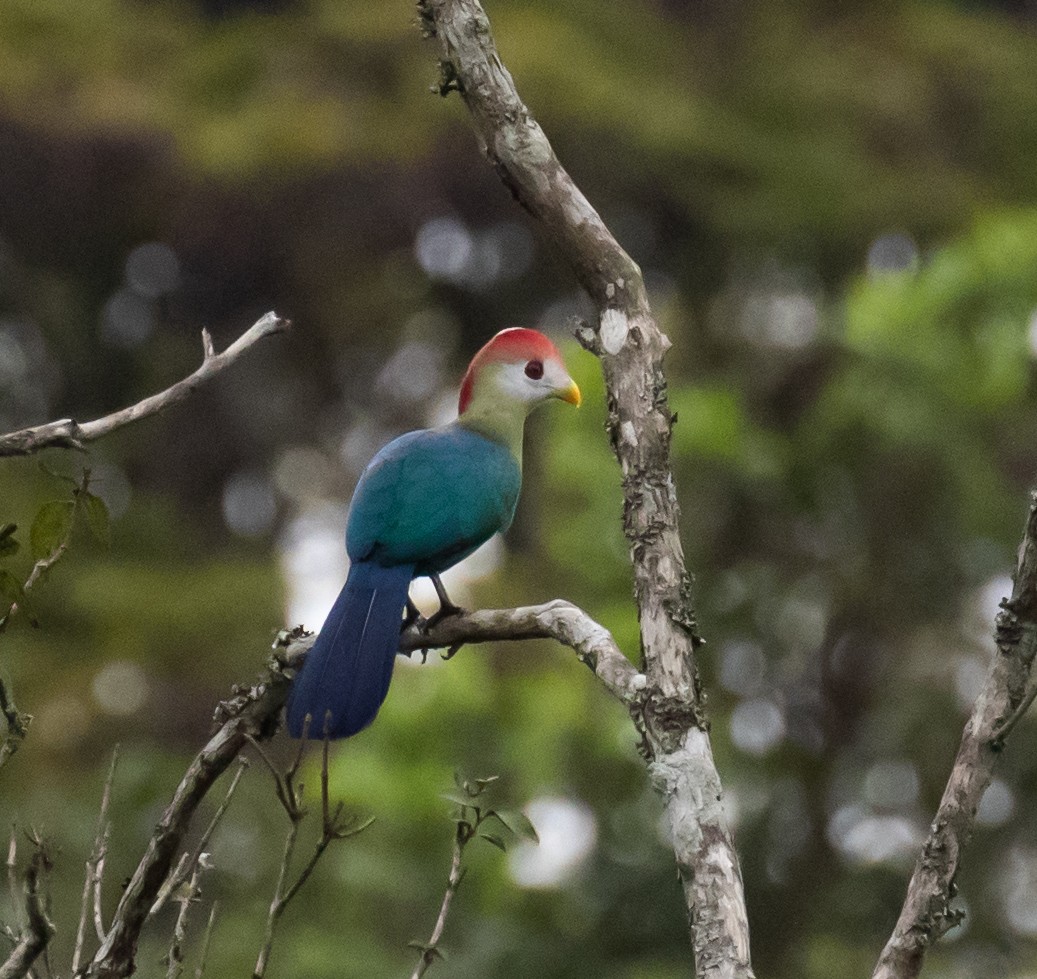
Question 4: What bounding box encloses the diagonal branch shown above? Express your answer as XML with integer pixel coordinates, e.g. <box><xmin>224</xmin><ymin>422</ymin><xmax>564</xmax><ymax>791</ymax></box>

<box><xmin>0</xmin><ymin>312</ymin><xmax>289</xmax><ymax>458</ymax></box>
<box><xmin>873</xmin><ymin>491</ymin><xmax>1037</xmax><ymax>979</ymax></box>
<box><xmin>71</xmin><ymin>600</ymin><xmax>639</xmax><ymax>979</ymax></box>
<box><xmin>416</xmin><ymin>3</ymin><xmax>751</xmax><ymax>975</ymax></box>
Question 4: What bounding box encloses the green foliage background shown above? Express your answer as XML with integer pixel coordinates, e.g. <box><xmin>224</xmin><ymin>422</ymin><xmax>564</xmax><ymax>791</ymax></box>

<box><xmin>2</xmin><ymin>1</ymin><xmax>1037</xmax><ymax>976</ymax></box>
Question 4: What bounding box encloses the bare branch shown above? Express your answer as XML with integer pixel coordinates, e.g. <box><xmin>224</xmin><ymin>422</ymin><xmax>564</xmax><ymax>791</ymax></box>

<box><xmin>5</xmin><ymin>832</ymin><xmax>17</xmax><ymax>932</ymax></box>
<box><xmin>72</xmin><ymin>598</ymin><xmax>648</xmax><ymax>979</ymax></box>
<box><xmin>78</xmin><ymin>645</ymin><xmax>301</xmax><ymax>979</ymax></box>
<box><xmin>417</xmin><ymin>3</ymin><xmax>750</xmax><ymax>974</ymax></box>
<box><xmin>73</xmin><ymin>748</ymin><xmax>119</xmax><ymax>974</ymax></box>
<box><xmin>873</xmin><ymin>492</ymin><xmax>1037</xmax><ymax>979</ymax></box>
<box><xmin>151</xmin><ymin>759</ymin><xmax>248</xmax><ymax>918</ymax></box>
<box><xmin>163</xmin><ymin>864</ymin><xmax>204</xmax><ymax>979</ymax></box>
<box><xmin>0</xmin><ymin>312</ymin><xmax>289</xmax><ymax>458</ymax></box>
<box><xmin>0</xmin><ymin>837</ymin><xmax>55</xmax><ymax>979</ymax></box>
<box><xmin>0</xmin><ymin>684</ymin><xmax>30</xmax><ymax>774</ymax></box>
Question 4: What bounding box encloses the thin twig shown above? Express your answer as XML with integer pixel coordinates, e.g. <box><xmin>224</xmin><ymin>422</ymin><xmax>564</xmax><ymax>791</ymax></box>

<box><xmin>0</xmin><ymin>313</ymin><xmax>289</xmax><ymax>458</ymax></box>
<box><xmin>410</xmin><ymin>828</ymin><xmax>465</xmax><ymax>979</ymax></box>
<box><xmin>193</xmin><ymin>903</ymin><xmax>217</xmax><ymax>979</ymax></box>
<box><xmin>164</xmin><ymin>865</ymin><xmax>202</xmax><ymax>979</ymax></box>
<box><xmin>4</xmin><ymin>833</ymin><xmax>17</xmax><ymax>932</ymax></box>
<box><xmin>0</xmin><ymin>836</ymin><xmax>55</xmax><ymax>979</ymax></box>
<box><xmin>73</xmin><ymin>748</ymin><xmax>119</xmax><ymax>973</ymax></box>
<box><xmin>251</xmin><ymin>725</ymin><xmax>371</xmax><ymax>979</ymax></box>
<box><xmin>151</xmin><ymin>759</ymin><xmax>248</xmax><ymax>917</ymax></box>
<box><xmin>873</xmin><ymin>491</ymin><xmax>1037</xmax><ymax>979</ymax></box>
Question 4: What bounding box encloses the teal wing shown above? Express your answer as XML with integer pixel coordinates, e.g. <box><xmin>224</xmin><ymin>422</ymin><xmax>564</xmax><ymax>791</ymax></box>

<box><xmin>345</xmin><ymin>425</ymin><xmax>521</xmax><ymax>572</ymax></box>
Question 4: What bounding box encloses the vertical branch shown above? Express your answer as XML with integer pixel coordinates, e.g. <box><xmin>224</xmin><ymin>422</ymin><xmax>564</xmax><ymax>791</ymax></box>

<box><xmin>73</xmin><ymin>748</ymin><xmax>119</xmax><ymax>973</ymax></box>
<box><xmin>193</xmin><ymin>902</ymin><xmax>217</xmax><ymax>979</ymax></box>
<box><xmin>416</xmin><ymin>3</ymin><xmax>751</xmax><ymax>975</ymax></box>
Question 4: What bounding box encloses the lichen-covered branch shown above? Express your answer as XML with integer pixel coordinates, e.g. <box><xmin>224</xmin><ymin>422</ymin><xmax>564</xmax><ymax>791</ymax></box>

<box><xmin>399</xmin><ymin>600</ymin><xmax>645</xmax><ymax>705</ymax></box>
<box><xmin>0</xmin><ymin>312</ymin><xmax>288</xmax><ymax>458</ymax></box>
<box><xmin>416</xmin><ymin>3</ymin><xmax>751</xmax><ymax>975</ymax></box>
<box><xmin>872</xmin><ymin>492</ymin><xmax>1037</xmax><ymax>979</ymax></box>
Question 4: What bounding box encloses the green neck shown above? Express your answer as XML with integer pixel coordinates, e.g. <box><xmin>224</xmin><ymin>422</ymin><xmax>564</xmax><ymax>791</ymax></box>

<box><xmin>457</xmin><ymin>393</ymin><xmax>528</xmax><ymax>460</ymax></box>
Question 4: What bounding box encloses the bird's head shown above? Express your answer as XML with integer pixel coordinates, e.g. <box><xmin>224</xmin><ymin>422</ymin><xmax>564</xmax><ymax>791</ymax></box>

<box><xmin>458</xmin><ymin>328</ymin><xmax>581</xmax><ymax>417</ymax></box>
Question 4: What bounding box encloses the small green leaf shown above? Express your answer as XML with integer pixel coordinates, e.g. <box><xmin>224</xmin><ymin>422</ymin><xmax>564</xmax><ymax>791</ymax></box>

<box><xmin>0</xmin><ymin>524</ymin><xmax>18</xmax><ymax>558</ymax></box>
<box><xmin>479</xmin><ymin>832</ymin><xmax>508</xmax><ymax>853</ymax></box>
<box><xmin>81</xmin><ymin>493</ymin><xmax>111</xmax><ymax>546</ymax></box>
<box><xmin>491</xmin><ymin>809</ymin><xmax>540</xmax><ymax>844</ymax></box>
<box><xmin>407</xmin><ymin>942</ymin><xmax>445</xmax><ymax>960</ymax></box>
<box><xmin>440</xmin><ymin>792</ymin><xmax>478</xmax><ymax>809</ymax></box>
<box><xmin>30</xmin><ymin>501</ymin><xmax>74</xmax><ymax>561</ymax></box>
<box><xmin>0</xmin><ymin>571</ymin><xmax>26</xmax><ymax>609</ymax></box>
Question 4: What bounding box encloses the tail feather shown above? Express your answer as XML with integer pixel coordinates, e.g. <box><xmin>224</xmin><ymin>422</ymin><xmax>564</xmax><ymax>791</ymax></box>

<box><xmin>287</xmin><ymin>561</ymin><xmax>414</xmax><ymax>738</ymax></box>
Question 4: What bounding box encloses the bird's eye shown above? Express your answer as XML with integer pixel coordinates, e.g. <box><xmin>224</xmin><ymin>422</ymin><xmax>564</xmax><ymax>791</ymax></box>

<box><xmin>524</xmin><ymin>360</ymin><xmax>544</xmax><ymax>380</ymax></box>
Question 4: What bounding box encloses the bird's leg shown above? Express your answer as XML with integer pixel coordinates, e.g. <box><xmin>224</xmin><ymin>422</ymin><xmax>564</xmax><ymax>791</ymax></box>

<box><xmin>402</xmin><ymin>597</ymin><xmax>423</xmax><ymax>632</ymax></box>
<box><xmin>422</xmin><ymin>573</ymin><xmax>466</xmax><ymax>632</ymax></box>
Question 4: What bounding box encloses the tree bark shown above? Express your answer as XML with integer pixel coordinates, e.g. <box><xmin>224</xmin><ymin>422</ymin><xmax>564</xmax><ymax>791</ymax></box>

<box><xmin>417</xmin><ymin>3</ymin><xmax>753</xmax><ymax>975</ymax></box>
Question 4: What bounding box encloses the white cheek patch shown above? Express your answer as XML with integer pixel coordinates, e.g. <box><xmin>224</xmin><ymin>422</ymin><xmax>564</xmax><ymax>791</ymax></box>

<box><xmin>495</xmin><ymin>362</ymin><xmax>544</xmax><ymax>402</ymax></box>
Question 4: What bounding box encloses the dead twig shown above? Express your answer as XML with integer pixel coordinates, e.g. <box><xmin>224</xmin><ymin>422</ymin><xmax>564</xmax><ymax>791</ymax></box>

<box><xmin>73</xmin><ymin>748</ymin><xmax>120</xmax><ymax>974</ymax></box>
<box><xmin>250</xmin><ymin>720</ymin><xmax>372</xmax><ymax>979</ymax></box>
<box><xmin>193</xmin><ymin>903</ymin><xmax>217</xmax><ymax>979</ymax></box>
<box><xmin>0</xmin><ymin>312</ymin><xmax>289</xmax><ymax>458</ymax></box>
<box><xmin>151</xmin><ymin>759</ymin><xmax>248</xmax><ymax>918</ymax></box>
<box><xmin>0</xmin><ymin>834</ymin><xmax>55</xmax><ymax>979</ymax></box>
<box><xmin>163</xmin><ymin>864</ymin><xmax>204</xmax><ymax>979</ymax></box>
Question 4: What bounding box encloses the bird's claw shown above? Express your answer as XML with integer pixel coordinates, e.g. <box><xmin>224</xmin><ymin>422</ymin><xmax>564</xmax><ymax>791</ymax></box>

<box><xmin>441</xmin><ymin>642</ymin><xmax>463</xmax><ymax>661</ymax></box>
<box><xmin>420</xmin><ymin>602</ymin><xmax>466</xmax><ymax>634</ymax></box>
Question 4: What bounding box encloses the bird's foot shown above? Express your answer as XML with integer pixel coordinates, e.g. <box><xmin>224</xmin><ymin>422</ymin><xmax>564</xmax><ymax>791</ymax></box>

<box><xmin>402</xmin><ymin>598</ymin><xmax>424</xmax><ymax>633</ymax></box>
<box><xmin>441</xmin><ymin>642</ymin><xmax>463</xmax><ymax>661</ymax></box>
<box><xmin>421</xmin><ymin>600</ymin><xmax>466</xmax><ymax>633</ymax></box>
<box><xmin>422</xmin><ymin>573</ymin><xmax>466</xmax><ymax>632</ymax></box>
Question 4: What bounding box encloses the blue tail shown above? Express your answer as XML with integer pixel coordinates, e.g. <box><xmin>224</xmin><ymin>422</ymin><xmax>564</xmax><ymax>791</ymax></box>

<box><xmin>287</xmin><ymin>561</ymin><xmax>414</xmax><ymax>739</ymax></box>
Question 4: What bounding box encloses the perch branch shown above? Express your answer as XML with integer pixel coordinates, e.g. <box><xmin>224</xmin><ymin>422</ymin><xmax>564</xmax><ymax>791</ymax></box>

<box><xmin>417</xmin><ymin>2</ymin><xmax>751</xmax><ymax>975</ymax></box>
<box><xmin>873</xmin><ymin>491</ymin><xmax>1037</xmax><ymax>979</ymax></box>
<box><xmin>73</xmin><ymin>599</ymin><xmax>644</xmax><ymax>978</ymax></box>
<box><xmin>0</xmin><ymin>312</ymin><xmax>289</xmax><ymax>458</ymax></box>
<box><xmin>399</xmin><ymin>600</ymin><xmax>645</xmax><ymax>704</ymax></box>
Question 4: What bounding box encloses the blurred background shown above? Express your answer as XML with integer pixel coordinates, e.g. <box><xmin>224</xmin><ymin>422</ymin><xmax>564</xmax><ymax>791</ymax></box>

<box><xmin>2</xmin><ymin>0</ymin><xmax>1037</xmax><ymax>976</ymax></box>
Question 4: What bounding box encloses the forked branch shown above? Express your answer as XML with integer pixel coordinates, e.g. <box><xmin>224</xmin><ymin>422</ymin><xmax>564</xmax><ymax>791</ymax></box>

<box><xmin>0</xmin><ymin>312</ymin><xmax>288</xmax><ymax>458</ymax></box>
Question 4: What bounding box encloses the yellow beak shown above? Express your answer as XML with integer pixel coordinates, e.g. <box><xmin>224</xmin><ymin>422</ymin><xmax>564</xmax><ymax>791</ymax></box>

<box><xmin>558</xmin><ymin>378</ymin><xmax>582</xmax><ymax>407</ymax></box>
